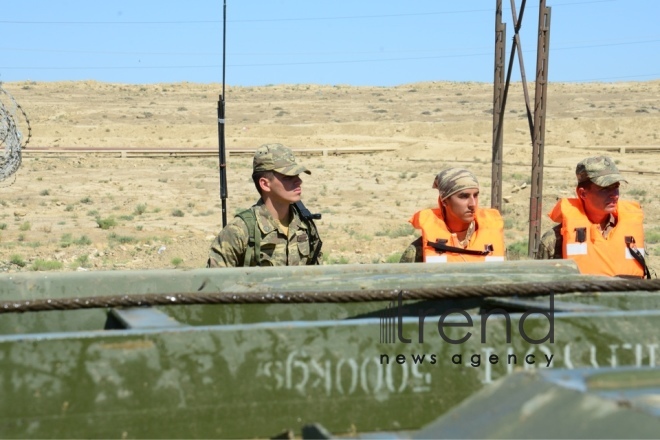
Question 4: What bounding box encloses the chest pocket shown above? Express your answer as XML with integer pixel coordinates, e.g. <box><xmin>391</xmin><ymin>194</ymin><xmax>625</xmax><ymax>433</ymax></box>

<box><xmin>258</xmin><ymin>243</ymin><xmax>277</xmax><ymax>266</ymax></box>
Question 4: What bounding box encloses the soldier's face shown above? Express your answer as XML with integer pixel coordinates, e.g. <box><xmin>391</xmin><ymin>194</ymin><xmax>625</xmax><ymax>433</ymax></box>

<box><xmin>443</xmin><ymin>188</ymin><xmax>479</xmax><ymax>227</ymax></box>
<box><xmin>578</xmin><ymin>182</ymin><xmax>619</xmax><ymax>216</ymax></box>
<box><xmin>262</xmin><ymin>171</ymin><xmax>303</xmax><ymax>204</ymax></box>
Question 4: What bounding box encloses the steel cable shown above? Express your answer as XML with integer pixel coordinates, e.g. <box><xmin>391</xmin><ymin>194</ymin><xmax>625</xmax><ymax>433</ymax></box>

<box><xmin>2</xmin><ymin>277</ymin><xmax>660</xmax><ymax>314</ymax></box>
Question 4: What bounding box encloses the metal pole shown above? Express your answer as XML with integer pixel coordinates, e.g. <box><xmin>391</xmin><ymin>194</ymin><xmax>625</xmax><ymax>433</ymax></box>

<box><xmin>509</xmin><ymin>0</ymin><xmax>535</xmax><ymax>145</ymax></box>
<box><xmin>491</xmin><ymin>0</ymin><xmax>506</xmax><ymax>211</ymax></box>
<box><xmin>528</xmin><ymin>1</ymin><xmax>551</xmax><ymax>258</ymax></box>
<box><xmin>217</xmin><ymin>0</ymin><xmax>228</xmax><ymax>227</ymax></box>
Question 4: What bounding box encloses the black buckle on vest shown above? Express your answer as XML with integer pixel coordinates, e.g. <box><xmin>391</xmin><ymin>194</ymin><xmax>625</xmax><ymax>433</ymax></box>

<box><xmin>575</xmin><ymin>227</ymin><xmax>587</xmax><ymax>243</ymax></box>
<box><xmin>624</xmin><ymin>235</ymin><xmax>652</xmax><ymax>279</ymax></box>
<box><xmin>427</xmin><ymin>239</ymin><xmax>490</xmax><ymax>256</ymax></box>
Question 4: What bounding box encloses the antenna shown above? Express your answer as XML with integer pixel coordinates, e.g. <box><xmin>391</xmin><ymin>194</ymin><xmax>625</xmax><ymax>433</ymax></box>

<box><xmin>217</xmin><ymin>0</ymin><xmax>228</xmax><ymax>227</ymax></box>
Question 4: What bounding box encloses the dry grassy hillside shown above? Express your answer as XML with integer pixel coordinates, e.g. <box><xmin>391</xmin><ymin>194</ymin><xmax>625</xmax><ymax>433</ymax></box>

<box><xmin>1</xmin><ymin>80</ymin><xmax>659</xmax><ymax>273</ymax></box>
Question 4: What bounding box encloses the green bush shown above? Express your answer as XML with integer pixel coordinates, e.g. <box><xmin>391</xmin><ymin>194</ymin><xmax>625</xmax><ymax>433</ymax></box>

<box><xmin>108</xmin><ymin>233</ymin><xmax>136</xmax><ymax>244</ymax></box>
<box><xmin>10</xmin><ymin>254</ymin><xmax>26</xmax><ymax>267</ymax></box>
<box><xmin>646</xmin><ymin>230</ymin><xmax>660</xmax><ymax>244</ymax></box>
<box><xmin>60</xmin><ymin>233</ymin><xmax>73</xmax><ymax>248</ymax></box>
<box><xmin>75</xmin><ymin>235</ymin><xmax>92</xmax><ymax>246</ymax></box>
<box><xmin>72</xmin><ymin>254</ymin><xmax>90</xmax><ymax>268</ymax></box>
<box><xmin>31</xmin><ymin>259</ymin><xmax>63</xmax><ymax>271</ymax></box>
<box><xmin>375</xmin><ymin>224</ymin><xmax>415</xmax><ymax>238</ymax></box>
<box><xmin>134</xmin><ymin>203</ymin><xmax>147</xmax><ymax>215</ymax></box>
<box><xmin>507</xmin><ymin>240</ymin><xmax>529</xmax><ymax>260</ymax></box>
<box><xmin>96</xmin><ymin>217</ymin><xmax>117</xmax><ymax>230</ymax></box>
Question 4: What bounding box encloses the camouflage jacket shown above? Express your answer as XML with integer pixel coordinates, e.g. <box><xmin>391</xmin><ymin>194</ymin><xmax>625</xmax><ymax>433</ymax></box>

<box><xmin>399</xmin><ymin>237</ymin><xmax>424</xmax><ymax>263</ymax></box>
<box><xmin>207</xmin><ymin>200</ymin><xmax>318</xmax><ymax>268</ymax></box>
<box><xmin>536</xmin><ymin>225</ymin><xmax>563</xmax><ymax>260</ymax></box>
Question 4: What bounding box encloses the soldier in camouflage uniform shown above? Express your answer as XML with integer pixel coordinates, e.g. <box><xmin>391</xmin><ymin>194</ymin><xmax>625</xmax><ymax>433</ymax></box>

<box><xmin>536</xmin><ymin>155</ymin><xmax>651</xmax><ymax>278</ymax></box>
<box><xmin>400</xmin><ymin>168</ymin><xmax>505</xmax><ymax>263</ymax></box>
<box><xmin>207</xmin><ymin>143</ymin><xmax>322</xmax><ymax>268</ymax></box>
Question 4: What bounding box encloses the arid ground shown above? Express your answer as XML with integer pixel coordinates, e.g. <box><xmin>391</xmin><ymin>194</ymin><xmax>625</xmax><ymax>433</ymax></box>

<box><xmin>1</xmin><ymin>80</ymin><xmax>659</xmax><ymax>274</ymax></box>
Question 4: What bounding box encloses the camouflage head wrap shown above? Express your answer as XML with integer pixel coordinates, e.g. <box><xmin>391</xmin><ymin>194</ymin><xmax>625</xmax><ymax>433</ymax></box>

<box><xmin>253</xmin><ymin>143</ymin><xmax>311</xmax><ymax>176</ymax></box>
<box><xmin>432</xmin><ymin>168</ymin><xmax>479</xmax><ymax>200</ymax></box>
<box><xmin>575</xmin><ymin>155</ymin><xmax>626</xmax><ymax>187</ymax></box>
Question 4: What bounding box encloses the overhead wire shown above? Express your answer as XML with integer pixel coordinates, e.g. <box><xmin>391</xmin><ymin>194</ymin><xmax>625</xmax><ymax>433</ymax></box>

<box><xmin>0</xmin><ymin>0</ymin><xmax>657</xmax><ymax>83</ymax></box>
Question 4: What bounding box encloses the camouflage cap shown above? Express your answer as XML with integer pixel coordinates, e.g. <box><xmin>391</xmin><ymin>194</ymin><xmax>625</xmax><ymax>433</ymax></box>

<box><xmin>575</xmin><ymin>155</ymin><xmax>627</xmax><ymax>187</ymax></box>
<box><xmin>253</xmin><ymin>143</ymin><xmax>311</xmax><ymax>176</ymax></box>
<box><xmin>432</xmin><ymin>168</ymin><xmax>479</xmax><ymax>200</ymax></box>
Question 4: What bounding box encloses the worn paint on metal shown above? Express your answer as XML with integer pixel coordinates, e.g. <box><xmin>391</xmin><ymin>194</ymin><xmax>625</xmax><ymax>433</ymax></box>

<box><xmin>0</xmin><ymin>261</ymin><xmax>658</xmax><ymax>437</ymax></box>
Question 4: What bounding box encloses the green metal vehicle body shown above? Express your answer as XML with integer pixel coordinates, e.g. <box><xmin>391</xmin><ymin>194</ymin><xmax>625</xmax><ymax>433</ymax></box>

<box><xmin>0</xmin><ymin>260</ymin><xmax>658</xmax><ymax>438</ymax></box>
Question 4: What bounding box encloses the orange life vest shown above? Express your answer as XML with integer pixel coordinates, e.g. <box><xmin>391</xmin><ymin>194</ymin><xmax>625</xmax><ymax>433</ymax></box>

<box><xmin>409</xmin><ymin>208</ymin><xmax>505</xmax><ymax>263</ymax></box>
<box><xmin>548</xmin><ymin>198</ymin><xmax>645</xmax><ymax>277</ymax></box>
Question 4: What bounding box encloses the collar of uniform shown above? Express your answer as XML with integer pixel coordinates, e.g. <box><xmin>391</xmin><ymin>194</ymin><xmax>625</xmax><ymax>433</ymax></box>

<box><xmin>600</xmin><ymin>213</ymin><xmax>617</xmax><ymax>237</ymax></box>
<box><xmin>455</xmin><ymin>220</ymin><xmax>476</xmax><ymax>248</ymax></box>
<box><xmin>253</xmin><ymin>201</ymin><xmax>306</xmax><ymax>235</ymax></box>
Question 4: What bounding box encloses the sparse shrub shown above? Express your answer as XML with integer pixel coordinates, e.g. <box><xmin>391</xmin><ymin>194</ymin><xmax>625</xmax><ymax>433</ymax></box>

<box><xmin>31</xmin><ymin>259</ymin><xmax>63</xmax><ymax>271</ymax></box>
<box><xmin>171</xmin><ymin>257</ymin><xmax>184</xmax><ymax>267</ymax></box>
<box><xmin>646</xmin><ymin>230</ymin><xmax>660</xmax><ymax>244</ymax></box>
<box><xmin>385</xmin><ymin>253</ymin><xmax>402</xmax><ymax>263</ymax></box>
<box><xmin>60</xmin><ymin>233</ymin><xmax>73</xmax><ymax>248</ymax></box>
<box><xmin>171</xmin><ymin>209</ymin><xmax>185</xmax><ymax>217</ymax></box>
<box><xmin>10</xmin><ymin>254</ymin><xmax>26</xmax><ymax>267</ymax></box>
<box><xmin>74</xmin><ymin>235</ymin><xmax>92</xmax><ymax>246</ymax></box>
<box><xmin>39</xmin><ymin>189</ymin><xmax>50</xmax><ymax>196</ymax></box>
<box><xmin>375</xmin><ymin>224</ymin><xmax>415</xmax><ymax>238</ymax></box>
<box><xmin>73</xmin><ymin>254</ymin><xmax>90</xmax><ymax>268</ymax></box>
<box><xmin>19</xmin><ymin>222</ymin><xmax>31</xmax><ymax>231</ymax></box>
<box><xmin>96</xmin><ymin>217</ymin><xmax>117</xmax><ymax>230</ymax></box>
<box><xmin>628</xmin><ymin>188</ymin><xmax>647</xmax><ymax>197</ymax></box>
<box><xmin>80</xmin><ymin>196</ymin><xmax>93</xmax><ymax>204</ymax></box>
<box><xmin>108</xmin><ymin>233</ymin><xmax>136</xmax><ymax>244</ymax></box>
<box><xmin>333</xmin><ymin>256</ymin><xmax>350</xmax><ymax>264</ymax></box>
<box><xmin>507</xmin><ymin>240</ymin><xmax>529</xmax><ymax>260</ymax></box>
<box><xmin>134</xmin><ymin>203</ymin><xmax>147</xmax><ymax>215</ymax></box>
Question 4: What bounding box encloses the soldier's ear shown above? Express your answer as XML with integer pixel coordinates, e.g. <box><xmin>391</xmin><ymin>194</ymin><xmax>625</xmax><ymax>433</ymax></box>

<box><xmin>258</xmin><ymin>176</ymin><xmax>271</xmax><ymax>193</ymax></box>
<box><xmin>576</xmin><ymin>187</ymin><xmax>587</xmax><ymax>200</ymax></box>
